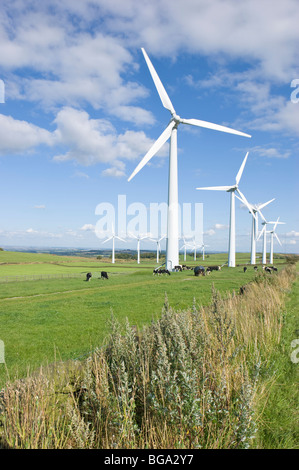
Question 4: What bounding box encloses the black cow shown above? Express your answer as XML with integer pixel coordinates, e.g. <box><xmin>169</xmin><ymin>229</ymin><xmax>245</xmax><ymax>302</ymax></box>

<box><xmin>254</xmin><ymin>266</ymin><xmax>258</xmax><ymax>271</ymax></box>
<box><xmin>86</xmin><ymin>272</ymin><xmax>92</xmax><ymax>282</ymax></box>
<box><xmin>194</xmin><ymin>266</ymin><xmax>205</xmax><ymax>276</ymax></box>
<box><xmin>101</xmin><ymin>271</ymin><xmax>109</xmax><ymax>280</ymax></box>
<box><xmin>243</xmin><ymin>267</ymin><xmax>247</xmax><ymax>273</ymax></box>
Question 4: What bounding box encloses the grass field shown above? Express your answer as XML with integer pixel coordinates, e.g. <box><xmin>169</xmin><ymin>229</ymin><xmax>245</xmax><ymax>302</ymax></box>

<box><xmin>0</xmin><ymin>250</ymin><xmax>287</xmax><ymax>388</ymax></box>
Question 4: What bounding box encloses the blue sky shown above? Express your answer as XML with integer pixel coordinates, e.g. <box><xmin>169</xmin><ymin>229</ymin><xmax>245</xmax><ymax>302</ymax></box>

<box><xmin>0</xmin><ymin>0</ymin><xmax>298</xmax><ymax>254</ymax></box>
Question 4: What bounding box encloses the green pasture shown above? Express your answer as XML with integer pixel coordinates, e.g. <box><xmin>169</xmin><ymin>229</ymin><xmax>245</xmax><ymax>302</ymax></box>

<box><xmin>0</xmin><ymin>250</ymin><xmax>287</xmax><ymax>387</ymax></box>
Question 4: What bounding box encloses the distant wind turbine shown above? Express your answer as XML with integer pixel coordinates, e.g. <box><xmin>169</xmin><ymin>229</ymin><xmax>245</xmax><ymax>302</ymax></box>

<box><xmin>180</xmin><ymin>238</ymin><xmax>192</xmax><ymax>262</ymax></box>
<box><xmin>257</xmin><ymin>214</ymin><xmax>284</xmax><ymax>264</ymax></box>
<box><xmin>102</xmin><ymin>225</ymin><xmax>125</xmax><ymax>263</ymax></box>
<box><xmin>149</xmin><ymin>235</ymin><xmax>166</xmax><ymax>263</ymax></box>
<box><xmin>129</xmin><ymin>232</ymin><xmax>148</xmax><ymax>264</ymax></box>
<box><xmin>197</xmin><ymin>152</ymin><xmax>255</xmax><ymax>267</ymax></box>
<box><xmin>236</xmin><ymin>195</ymin><xmax>275</xmax><ymax>265</ymax></box>
<box><xmin>258</xmin><ymin>217</ymin><xmax>285</xmax><ymax>265</ymax></box>
<box><xmin>128</xmin><ymin>48</ymin><xmax>251</xmax><ymax>271</ymax></box>
<box><xmin>189</xmin><ymin>239</ymin><xmax>203</xmax><ymax>261</ymax></box>
<box><xmin>201</xmin><ymin>243</ymin><xmax>209</xmax><ymax>261</ymax></box>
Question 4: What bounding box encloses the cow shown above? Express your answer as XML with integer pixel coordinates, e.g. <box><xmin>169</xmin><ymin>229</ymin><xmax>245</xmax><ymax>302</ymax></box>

<box><xmin>194</xmin><ymin>266</ymin><xmax>205</xmax><ymax>276</ymax></box>
<box><xmin>243</xmin><ymin>267</ymin><xmax>247</xmax><ymax>273</ymax></box>
<box><xmin>254</xmin><ymin>266</ymin><xmax>258</xmax><ymax>272</ymax></box>
<box><xmin>207</xmin><ymin>265</ymin><xmax>221</xmax><ymax>273</ymax></box>
<box><xmin>174</xmin><ymin>265</ymin><xmax>182</xmax><ymax>272</ymax></box>
<box><xmin>265</xmin><ymin>266</ymin><xmax>272</xmax><ymax>274</ymax></box>
<box><xmin>100</xmin><ymin>271</ymin><xmax>109</xmax><ymax>280</ymax></box>
<box><xmin>86</xmin><ymin>272</ymin><xmax>92</xmax><ymax>282</ymax></box>
<box><xmin>160</xmin><ymin>269</ymin><xmax>171</xmax><ymax>275</ymax></box>
<box><xmin>153</xmin><ymin>268</ymin><xmax>171</xmax><ymax>275</ymax></box>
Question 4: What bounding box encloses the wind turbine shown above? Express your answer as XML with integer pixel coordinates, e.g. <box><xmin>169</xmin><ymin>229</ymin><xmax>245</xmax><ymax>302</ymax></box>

<box><xmin>189</xmin><ymin>239</ymin><xmax>203</xmax><ymax>261</ymax></box>
<box><xmin>129</xmin><ymin>232</ymin><xmax>148</xmax><ymax>264</ymax></box>
<box><xmin>180</xmin><ymin>237</ymin><xmax>192</xmax><ymax>262</ymax></box>
<box><xmin>102</xmin><ymin>225</ymin><xmax>125</xmax><ymax>263</ymax></box>
<box><xmin>149</xmin><ymin>235</ymin><xmax>166</xmax><ymax>263</ymax></box>
<box><xmin>128</xmin><ymin>48</ymin><xmax>251</xmax><ymax>271</ymax></box>
<box><xmin>201</xmin><ymin>243</ymin><xmax>209</xmax><ymax>261</ymax></box>
<box><xmin>259</xmin><ymin>217</ymin><xmax>285</xmax><ymax>265</ymax></box>
<box><xmin>197</xmin><ymin>152</ymin><xmax>255</xmax><ymax>267</ymax></box>
<box><xmin>236</xmin><ymin>196</ymin><xmax>275</xmax><ymax>265</ymax></box>
<box><xmin>257</xmin><ymin>215</ymin><xmax>284</xmax><ymax>264</ymax></box>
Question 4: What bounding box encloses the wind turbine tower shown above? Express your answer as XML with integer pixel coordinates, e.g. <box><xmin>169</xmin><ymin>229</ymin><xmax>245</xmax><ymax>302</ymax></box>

<box><xmin>128</xmin><ymin>48</ymin><xmax>251</xmax><ymax>271</ymax></box>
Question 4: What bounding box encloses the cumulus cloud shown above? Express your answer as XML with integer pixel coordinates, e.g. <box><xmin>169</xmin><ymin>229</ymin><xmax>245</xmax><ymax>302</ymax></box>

<box><xmin>0</xmin><ymin>114</ymin><xmax>53</xmax><ymax>155</ymax></box>
<box><xmin>52</xmin><ymin>106</ymin><xmax>168</xmax><ymax>171</ymax></box>
<box><xmin>0</xmin><ymin>106</ymin><xmax>167</xmax><ymax>176</ymax></box>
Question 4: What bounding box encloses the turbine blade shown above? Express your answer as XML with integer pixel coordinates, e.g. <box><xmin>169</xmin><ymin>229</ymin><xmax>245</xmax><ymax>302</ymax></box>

<box><xmin>128</xmin><ymin>120</ymin><xmax>175</xmax><ymax>182</ymax></box>
<box><xmin>102</xmin><ymin>236</ymin><xmax>113</xmax><ymax>244</ymax></box>
<box><xmin>141</xmin><ymin>48</ymin><xmax>176</xmax><ymax>115</ymax></box>
<box><xmin>196</xmin><ymin>185</ymin><xmax>233</xmax><ymax>191</ymax></box>
<box><xmin>115</xmin><ymin>236</ymin><xmax>126</xmax><ymax>242</ymax></box>
<box><xmin>257</xmin><ymin>225</ymin><xmax>266</xmax><ymax>240</ymax></box>
<box><xmin>257</xmin><ymin>209</ymin><xmax>267</xmax><ymax>223</ymax></box>
<box><xmin>273</xmin><ymin>217</ymin><xmax>280</xmax><ymax>231</ymax></box>
<box><xmin>257</xmin><ymin>198</ymin><xmax>275</xmax><ymax>210</ymax></box>
<box><xmin>237</xmin><ymin>189</ymin><xmax>257</xmax><ymax>219</ymax></box>
<box><xmin>236</xmin><ymin>152</ymin><xmax>249</xmax><ymax>185</ymax></box>
<box><xmin>181</xmin><ymin>118</ymin><xmax>251</xmax><ymax>138</ymax></box>
<box><xmin>274</xmin><ymin>232</ymin><xmax>282</xmax><ymax>246</ymax></box>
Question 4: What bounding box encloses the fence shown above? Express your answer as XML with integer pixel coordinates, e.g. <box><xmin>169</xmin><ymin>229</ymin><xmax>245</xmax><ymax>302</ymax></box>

<box><xmin>0</xmin><ymin>272</ymin><xmax>85</xmax><ymax>283</ymax></box>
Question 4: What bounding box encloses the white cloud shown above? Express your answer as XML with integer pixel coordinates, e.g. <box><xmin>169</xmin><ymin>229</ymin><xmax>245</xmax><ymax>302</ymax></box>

<box><xmin>0</xmin><ymin>114</ymin><xmax>53</xmax><ymax>155</ymax></box>
<box><xmin>80</xmin><ymin>224</ymin><xmax>95</xmax><ymax>231</ymax></box>
<box><xmin>214</xmin><ymin>223</ymin><xmax>228</xmax><ymax>230</ymax></box>
<box><xmin>250</xmin><ymin>146</ymin><xmax>291</xmax><ymax>159</ymax></box>
<box><xmin>34</xmin><ymin>205</ymin><xmax>46</xmax><ymax>209</ymax></box>
<box><xmin>286</xmin><ymin>230</ymin><xmax>299</xmax><ymax>238</ymax></box>
<box><xmin>53</xmin><ymin>106</ymin><xmax>167</xmax><ymax>172</ymax></box>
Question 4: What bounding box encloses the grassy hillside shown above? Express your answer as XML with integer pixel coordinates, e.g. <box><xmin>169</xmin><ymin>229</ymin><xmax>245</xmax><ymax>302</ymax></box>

<box><xmin>0</xmin><ymin>261</ymin><xmax>296</xmax><ymax>449</ymax></box>
<box><xmin>0</xmin><ymin>250</ymin><xmax>282</xmax><ymax>387</ymax></box>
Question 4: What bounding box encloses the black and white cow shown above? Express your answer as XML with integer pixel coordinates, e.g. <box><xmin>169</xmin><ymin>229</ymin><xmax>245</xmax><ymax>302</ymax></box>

<box><xmin>86</xmin><ymin>272</ymin><xmax>92</xmax><ymax>282</ymax></box>
<box><xmin>206</xmin><ymin>265</ymin><xmax>221</xmax><ymax>273</ymax></box>
<box><xmin>100</xmin><ymin>271</ymin><xmax>109</xmax><ymax>279</ymax></box>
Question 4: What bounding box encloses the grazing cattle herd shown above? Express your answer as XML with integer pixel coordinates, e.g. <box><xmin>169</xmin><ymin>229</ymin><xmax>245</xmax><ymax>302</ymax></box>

<box><xmin>85</xmin><ymin>263</ymin><xmax>278</xmax><ymax>285</ymax></box>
